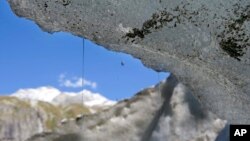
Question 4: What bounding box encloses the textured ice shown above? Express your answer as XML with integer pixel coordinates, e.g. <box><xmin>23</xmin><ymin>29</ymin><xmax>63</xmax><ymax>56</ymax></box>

<box><xmin>7</xmin><ymin>0</ymin><xmax>250</xmax><ymax>123</ymax></box>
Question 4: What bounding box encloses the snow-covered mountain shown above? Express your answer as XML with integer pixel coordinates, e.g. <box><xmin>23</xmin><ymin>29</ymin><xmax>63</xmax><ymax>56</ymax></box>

<box><xmin>11</xmin><ymin>87</ymin><xmax>61</xmax><ymax>102</ymax></box>
<box><xmin>25</xmin><ymin>75</ymin><xmax>227</xmax><ymax>141</ymax></box>
<box><xmin>52</xmin><ymin>90</ymin><xmax>116</xmax><ymax>107</ymax></box>
<box><xmin>11</xmin><ymin>86</ymin><xmax>116</xmax><ymax>107</ymax></box>
<box><xmin>0</xmin><ymin>76</ymin><xmax>228</xmax><ymax>141</ymax></box>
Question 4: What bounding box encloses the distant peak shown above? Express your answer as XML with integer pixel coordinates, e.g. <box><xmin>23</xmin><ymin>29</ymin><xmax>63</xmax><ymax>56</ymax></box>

<box><xmin>11</xmin><ymin>86</ymin><xmax>116</xmax><ymax>107</ymax></box>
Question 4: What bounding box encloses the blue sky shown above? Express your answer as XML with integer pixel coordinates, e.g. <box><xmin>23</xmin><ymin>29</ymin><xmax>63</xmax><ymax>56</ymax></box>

<box><xmin>0</xmin><ymin>0</ymin><xmax>169</xmax><ymax>100</ymax></box>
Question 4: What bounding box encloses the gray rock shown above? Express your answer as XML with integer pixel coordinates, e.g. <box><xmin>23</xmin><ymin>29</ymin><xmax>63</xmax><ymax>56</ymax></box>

<box><xmin>26</xmin><ymin>75</ymin><xmax>227</xmax><ymax>141</ymax></box>
<box><xmin>0</xmin><ymin>97</ymin><xmax>44</xmax><ymax>141</ymax></box>
<box><xmin>7</xmin><ymin>0</ymin><xmax>250</xmax><ymax>123</ymax></box>
<box><xmin>0</xmin><ymin>97</ymin><xmax>91</xmax><ymax>141</ymax></box>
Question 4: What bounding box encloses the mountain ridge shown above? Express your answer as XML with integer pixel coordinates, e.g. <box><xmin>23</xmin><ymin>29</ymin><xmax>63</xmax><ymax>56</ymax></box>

<box><xmin>25</xmin><ymin>76</ymin><xmax>227</xmax><ymax>141</ymax></box>
<box><xmin>11</xmin><ymin>87</ymin><xmax>116</xmax><ymax>108</ymax></box>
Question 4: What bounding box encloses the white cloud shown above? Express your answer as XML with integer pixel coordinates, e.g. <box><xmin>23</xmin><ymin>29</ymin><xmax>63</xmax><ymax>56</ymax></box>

<box><xmin>59</xmin><ymin>73</ymin><xmax>97</xmax><ymax>89</ymax></box>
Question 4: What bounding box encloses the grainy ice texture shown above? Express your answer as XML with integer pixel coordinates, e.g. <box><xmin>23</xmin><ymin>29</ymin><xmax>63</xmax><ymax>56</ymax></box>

<box><xmin>25</xmin><ymin>76</ymin><xmax>227</xmax><ymax>141</ymax></box>
<box><xmin>7</xmin><ymin>0</ymin><xmax>250</xmax><ymax>124</ymax></box>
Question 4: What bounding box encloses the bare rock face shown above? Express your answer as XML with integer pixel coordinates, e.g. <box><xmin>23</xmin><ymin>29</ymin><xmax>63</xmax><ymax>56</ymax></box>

<box><xmin>0</xmin><ymin>97</ymin><xmax>43</xmax><ymax>141</ymax></box>
<box><xmin>0</xmin><ymin>97</ymin><xmax>91</xmax><ymax>141</ymax></box>
<box><xmin>25</xmin><ymin>75</ymin><xmax>227</xmax><ymax>141</ymax></box>
<box><xmin>7</xmin><ymin>0</ymin><xmax>250</xmax><ymax>123</ymax></box>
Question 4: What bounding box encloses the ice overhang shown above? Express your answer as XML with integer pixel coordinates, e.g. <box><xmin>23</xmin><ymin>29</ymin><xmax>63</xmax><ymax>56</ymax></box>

<box><xmin>7</xmin><ymin>0</ymin><xmax>250</xmax><ymax>123</ymax></box>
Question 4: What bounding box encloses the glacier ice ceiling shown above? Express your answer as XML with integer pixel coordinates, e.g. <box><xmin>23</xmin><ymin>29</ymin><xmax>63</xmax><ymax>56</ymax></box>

<box><xmin>0</xmin><ymin>0</ymin><xmax>249</xmax><ymax>140</ymax></box>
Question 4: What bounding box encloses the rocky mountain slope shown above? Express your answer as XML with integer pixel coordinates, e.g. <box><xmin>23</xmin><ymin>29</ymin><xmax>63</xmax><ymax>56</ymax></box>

<box><xmin>0</xmin><ymin>88</ymin><xmax>115</xmax><ymax>141</ymax></box>
<box><xmin>24</xmin><ymin>75</ymin><xmax>227</xmax><ymax>141</ymax></box>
